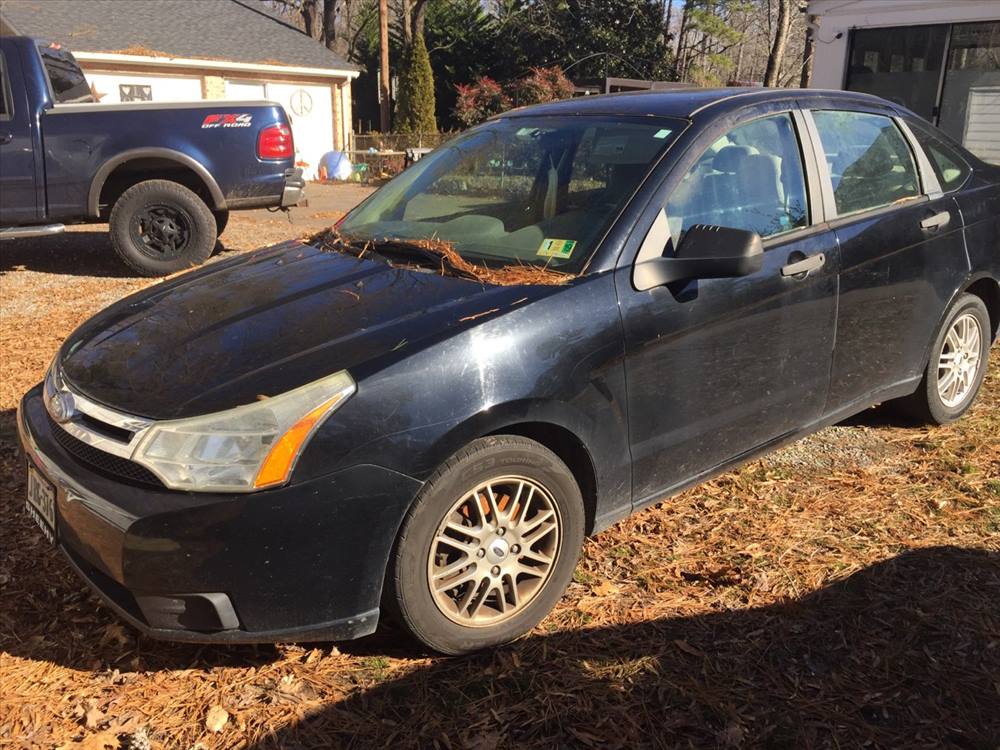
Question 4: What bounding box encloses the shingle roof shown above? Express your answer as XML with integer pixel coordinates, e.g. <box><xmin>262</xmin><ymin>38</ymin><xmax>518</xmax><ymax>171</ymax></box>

<box><xmin>0</xmin><ymin>0</ymin><xmax>358</xmax><ymax>71</ymax></box>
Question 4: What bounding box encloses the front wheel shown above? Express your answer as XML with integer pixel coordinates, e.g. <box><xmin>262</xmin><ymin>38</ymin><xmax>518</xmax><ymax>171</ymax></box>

<box><xmin>896</xmin><ymin>293</ymin><xmax>991</xmax><ymax>424</ymax></box>
<box><xmin>109</xmin><ymin>180</ymin><xmax>216</xmax><ymax>276</ymax></box>
<box><xmin>389</xmin><ymin>436</ymin><xmax>585</xmax><ymax>655</ymax></box>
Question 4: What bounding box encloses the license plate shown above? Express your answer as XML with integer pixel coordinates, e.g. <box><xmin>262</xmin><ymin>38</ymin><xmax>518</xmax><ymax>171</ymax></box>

<box><xmin>25</xmin><ymin>462</ymin><xmax>56</xmax><ymax>544</ymax></box>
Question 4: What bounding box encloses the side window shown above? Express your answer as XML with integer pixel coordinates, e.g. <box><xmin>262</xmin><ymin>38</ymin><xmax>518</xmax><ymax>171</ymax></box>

<box><xmin>812</xmin><ymin>110</ymin><xmax>921</xmax><ymax>216</ymax></box>
<box><xmin>666</xmin><ymin>113</ymin><xmax>809</xmax><ymax>244</ymax></box>
<box><xmin>907</xmin><ymin>120</ymin><xmax>972</xmax><ymax>192</ymax></box>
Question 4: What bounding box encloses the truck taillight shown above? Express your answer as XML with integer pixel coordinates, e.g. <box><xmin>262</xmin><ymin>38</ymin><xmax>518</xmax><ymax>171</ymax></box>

<box><xmin>257</xmin><ymin>123</ymin><xmax>293</xmax><ymax>160</ymax></box>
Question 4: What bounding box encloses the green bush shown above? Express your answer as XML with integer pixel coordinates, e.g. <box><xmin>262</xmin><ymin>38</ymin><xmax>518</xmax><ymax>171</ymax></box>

<box><xmin>395</xmin><ymin>34</ymin><xmax>437</xmax><ymax>134</ymax></box>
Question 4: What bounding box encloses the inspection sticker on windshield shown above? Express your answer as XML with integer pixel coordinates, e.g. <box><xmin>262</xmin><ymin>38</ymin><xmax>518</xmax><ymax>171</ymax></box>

<box><xmin>537</xmin><ymin>238</ymin><xmax>577</xmax><ymax>259</ymax></box>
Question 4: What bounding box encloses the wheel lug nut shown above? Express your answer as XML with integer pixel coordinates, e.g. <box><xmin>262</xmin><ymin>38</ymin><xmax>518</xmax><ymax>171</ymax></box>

<box><xmin>491</xmin><ymin>565</ymin><xmax>501</xmax><ymax>576</ymax></box>
<box><xmin>477</xmin><ymin>549</ymin><xmax>486</xmax><ymax>558</ymax></box>
<box><xmin>497</xmin><ymin>528</ymin><xmax>506</xmax><ymax>536</ymax></box>
<box><xmin>511</xmin><ymin>544</ymin><xmax>520</xmax><ymax>554</ymax></box>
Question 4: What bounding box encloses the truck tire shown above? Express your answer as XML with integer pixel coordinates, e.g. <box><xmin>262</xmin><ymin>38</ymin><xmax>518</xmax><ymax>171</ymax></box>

<box><xmin>109</xmin><ymin>180</ymin><xmax>216</xmax><ymax>276</ymax></box>
<box><xmin>212</xmin><ymin>209</ymin><xmax>230</xmax><ymax>236</ymax></box>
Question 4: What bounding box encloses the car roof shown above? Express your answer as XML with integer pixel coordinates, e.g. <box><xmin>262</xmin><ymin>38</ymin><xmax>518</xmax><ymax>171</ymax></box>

<box><xmin>501</xmin><ymin>87</ymin><xmax>893</xmax><ymax>121</ymax></box>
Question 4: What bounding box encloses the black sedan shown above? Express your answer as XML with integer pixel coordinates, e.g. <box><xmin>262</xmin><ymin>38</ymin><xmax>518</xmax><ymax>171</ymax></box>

<box><xmin>19</xmin><ymin>88</ymin><xmax>999</xmax><ymax>654</ymax></box>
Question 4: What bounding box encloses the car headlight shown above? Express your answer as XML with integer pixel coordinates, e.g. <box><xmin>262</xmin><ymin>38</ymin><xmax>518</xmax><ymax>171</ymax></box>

<box><xmin>132</xmin><ymin>371</ymin><xmax>356</xmax><ymax>492</ymax></box>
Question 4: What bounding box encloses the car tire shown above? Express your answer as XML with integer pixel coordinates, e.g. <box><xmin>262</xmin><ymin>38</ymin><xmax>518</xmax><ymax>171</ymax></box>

<box><xmin>388</xmin><ymin>435</ymin><xmax>585</xmax><ymax>655</ymax></box>
<box><xmin>896</xmin><ymin>293</ymin><xmax>991</xmax><ymax>425</ymax></box>
<box><xmin>212</xmin><ymin>209</ymin><xmax>230</xmax><ymax>236</ymax></box>
<box><xmin>109</xmin><ymin>180</ymin><xmax>216</xmax><ymax>277</ymax></box>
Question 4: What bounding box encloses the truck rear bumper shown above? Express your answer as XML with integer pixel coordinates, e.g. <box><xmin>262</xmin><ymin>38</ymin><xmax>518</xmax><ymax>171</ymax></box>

<box><xmin>281</xmin><ymin>168</ymin><xmax>306</xmax><ymax>207</ymax></box>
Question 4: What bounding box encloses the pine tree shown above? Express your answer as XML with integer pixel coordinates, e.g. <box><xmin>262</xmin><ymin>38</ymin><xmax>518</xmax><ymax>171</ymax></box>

<box><xmin>395</xmin><ymin>34</ymin><xmax>437</xmax><ymax>134</ymax></box>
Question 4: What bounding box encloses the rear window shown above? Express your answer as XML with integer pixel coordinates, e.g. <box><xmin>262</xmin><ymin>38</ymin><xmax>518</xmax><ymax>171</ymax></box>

<box><xmin>812</xmin><ymin>110</ymin><xmax>921</xmax><ymax>217</ymax></box>
<box><xmin>37</xmin><ymin>43</ymin><xmax>94</xmax><ymax>104</ymax></box>
<box><xmin>907</xmin><ymin>119</ymin><xmax>972</xmax><ymax>193</ymax></box>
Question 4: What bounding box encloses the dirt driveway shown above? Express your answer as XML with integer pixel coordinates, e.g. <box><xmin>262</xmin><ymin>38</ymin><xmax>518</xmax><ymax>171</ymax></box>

<box><xmin>1</xmin><ymin>185</ymin><xmax>998</xmax><ymax>749</ymax></box>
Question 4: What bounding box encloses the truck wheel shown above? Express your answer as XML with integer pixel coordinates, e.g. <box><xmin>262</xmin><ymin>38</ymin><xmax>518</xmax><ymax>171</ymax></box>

<box><xmin>212</xmin><ymin>209</ymin><xmax>230</xmax><ymax>236</ymax></box>
<box><xmin>388</xmin><ymin>436</ymin><xmax>585</xmax><ymax>655</ymax></box>
<box><xmin>109</xmin><ymin>180</ymin><xmax>216</xmax><ymax>276</ymax></box>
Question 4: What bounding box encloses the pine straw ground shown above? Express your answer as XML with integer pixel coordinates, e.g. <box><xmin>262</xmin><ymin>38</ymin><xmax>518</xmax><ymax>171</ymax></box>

<box><xmin>1</xmin><ymin>230</ymin><xmax>999</xmax><ymax>749</ymax></box>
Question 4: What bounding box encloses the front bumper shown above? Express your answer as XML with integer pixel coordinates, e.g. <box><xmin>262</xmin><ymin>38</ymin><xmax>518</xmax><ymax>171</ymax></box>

<box><xmin>280</xmin><ymin>167</ymin><xmax>306</xmax><ymax>207</ymax></box>
<box><xmin>17</xmin><ymin>385</ymin><xmax>422</xmax><ymax>643</ymax></box>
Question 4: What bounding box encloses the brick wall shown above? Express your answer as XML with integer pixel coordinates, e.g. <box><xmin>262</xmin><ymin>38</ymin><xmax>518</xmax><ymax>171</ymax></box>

<box><xmin>202</xmin><ymin>75</ymin><xmax>226</xmax><ymax>100</ymax></box>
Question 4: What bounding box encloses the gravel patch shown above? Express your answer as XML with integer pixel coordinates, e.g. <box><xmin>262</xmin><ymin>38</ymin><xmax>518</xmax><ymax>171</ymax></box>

<box><xmin>761</xmin><ymin>422</ymin><xmax>894</xmax><ymax>470</ymax></box>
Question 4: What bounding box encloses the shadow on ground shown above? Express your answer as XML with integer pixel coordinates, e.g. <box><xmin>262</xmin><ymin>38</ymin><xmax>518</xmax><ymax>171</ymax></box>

<box><xmin>2</xmin><ymin>423</ymin><xmax>998</xmax><ymax>746</ymax></box>
<box><xmin>0</xmin><ymin>230</ymin><xmax>230</xmax><ymax>277</ymax></box>
<box><xmin>247</xmin><ymin>546</ymin><xmax>1000</xmax><ymax>749</ymax></box>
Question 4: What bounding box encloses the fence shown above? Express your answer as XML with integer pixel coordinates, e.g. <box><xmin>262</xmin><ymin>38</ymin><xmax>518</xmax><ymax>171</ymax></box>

<box><xmin>351</xmin><ymin>132</ymin><xmax>456</xmax><ymax>153</ymax></box>
<box><xmin>346</xmin><ymin>132</ymin><xmax>457</xmax><ymax>183</ymax></box>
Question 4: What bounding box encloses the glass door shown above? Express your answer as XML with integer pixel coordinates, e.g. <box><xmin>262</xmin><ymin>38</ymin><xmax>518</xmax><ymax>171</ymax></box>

<box><xmin>845</xmin><ymin>24</ymin><xmax>949</xmax><ymax>120</ymax></box>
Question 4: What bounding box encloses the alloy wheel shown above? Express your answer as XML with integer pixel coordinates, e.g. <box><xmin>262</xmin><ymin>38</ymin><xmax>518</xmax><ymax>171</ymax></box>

<box><xmin>427</xmin><ymin>476</ymin><xmax>561</xmax><ymax>627</ymax></box>
<box><xmin>937</xmin><ymin>312</ymin><xmax>982</xmax><ymax>408</ymax></box>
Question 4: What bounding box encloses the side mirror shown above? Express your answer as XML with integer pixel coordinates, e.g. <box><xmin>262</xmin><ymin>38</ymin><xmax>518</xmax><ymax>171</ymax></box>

<box><xmin>634</xmin><ymin>224</ymin><xmax>764</xmax><ymax>290</ymax></box>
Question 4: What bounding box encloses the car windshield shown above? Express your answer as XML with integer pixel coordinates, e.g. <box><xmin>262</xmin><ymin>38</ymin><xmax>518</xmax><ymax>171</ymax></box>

<box><xmin>338</xmin><ymin>115</ymin><xmax>685</xmax><ymax>273</ymax></box>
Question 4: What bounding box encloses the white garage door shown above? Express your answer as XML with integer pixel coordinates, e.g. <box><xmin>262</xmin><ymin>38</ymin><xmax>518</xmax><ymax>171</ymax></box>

<box><xmin>224</xmin><ymin>80</ymin><xmax>333</xmax><ymax>180</ymax></box>
<box><xmin>265</xmin><ymin>83</ymin><xmax>333</xmax><ymax>181</ymax></box>
<box><xmin>224</xmin><ymin>80</ymin><xmax>266</xmax><ymax>101</ymax></box>
<box><xmin>84</xmin><ymin>72</ymin><xmax>202</xmax><ymax>103</ymax></box>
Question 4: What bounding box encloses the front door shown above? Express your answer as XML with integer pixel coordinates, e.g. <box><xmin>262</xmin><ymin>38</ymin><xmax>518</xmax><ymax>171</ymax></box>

<box><xmin>617</xmin><ymin>111</ymin><xmax>840</xmax><ymax>505</ymax></box>
<box><xmin>0</xmin><ymin>44</ymin><xmax>39</xmax><ymax>225</ymax></box>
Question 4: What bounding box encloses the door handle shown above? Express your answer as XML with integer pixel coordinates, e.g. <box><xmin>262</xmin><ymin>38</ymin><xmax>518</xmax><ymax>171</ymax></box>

<box><xmin>781</xmin><ymin>252</ymin><xmax>826</xmax><ymax>277</ymax></box>
<box><xmin>0</xmin><ymin>132</ymin><xmax>12</xmax><ymax>145</ymax></box>
<box><xmin>920</xmin><ymin>210</ymin><xmax>950</xmax><ymax>231</ymax></box>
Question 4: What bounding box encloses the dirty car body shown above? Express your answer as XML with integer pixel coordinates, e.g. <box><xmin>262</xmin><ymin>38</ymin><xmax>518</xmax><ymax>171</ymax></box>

<box><xmin>18</xmin><ymin>88</ymin><xmax>1000</xmax><ymax>645</ymax></box>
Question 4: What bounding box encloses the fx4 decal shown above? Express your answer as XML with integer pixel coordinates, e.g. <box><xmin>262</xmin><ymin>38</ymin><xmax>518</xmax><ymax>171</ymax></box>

<box><xmin>202</xmin><ymin>113</ymin><xmax>253</xmax><ymax>129</ymax></box>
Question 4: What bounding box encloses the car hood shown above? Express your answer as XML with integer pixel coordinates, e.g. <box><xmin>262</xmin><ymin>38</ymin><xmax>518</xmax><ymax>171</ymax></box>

<box><xmin>59</xmin><ymin>241</ymin><xmax>557</xmax><ymax>419</ymax></box>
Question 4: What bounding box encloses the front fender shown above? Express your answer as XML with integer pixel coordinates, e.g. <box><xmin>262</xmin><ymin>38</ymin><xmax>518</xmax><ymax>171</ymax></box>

<box><xmin>295</xmin><ymin>274</ymin><xmax>633</xmax><ymax>529</ymax></box>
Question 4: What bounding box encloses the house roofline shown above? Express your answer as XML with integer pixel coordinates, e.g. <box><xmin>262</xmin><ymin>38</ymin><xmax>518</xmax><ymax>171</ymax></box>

<box><xmin>73</xmin><ymin>51</ymin><xmax>360</xmax><ymax>80</ymax></box>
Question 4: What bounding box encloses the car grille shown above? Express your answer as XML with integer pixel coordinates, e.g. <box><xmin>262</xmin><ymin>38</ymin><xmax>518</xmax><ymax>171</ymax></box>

<box><xmin>47</xmin><ymin>411</ymin><xmax>164</xmax><ymax>488</ymax></box>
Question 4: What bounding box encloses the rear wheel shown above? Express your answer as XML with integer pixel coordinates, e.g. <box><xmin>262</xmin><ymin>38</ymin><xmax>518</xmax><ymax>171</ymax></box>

<box><xmin>896</xmin><ymin>294</ymin><xmax>990</xmax><ymax>424</ymax></box>
<box><xmin>109</xmin><ymin>180</ymin><xmax>216</xmax><ymax>276</ymax></box>
<box><xmin>389</xmin><ymin>436</ymin><xmax>584</xmax><ymax>655</ymax></box>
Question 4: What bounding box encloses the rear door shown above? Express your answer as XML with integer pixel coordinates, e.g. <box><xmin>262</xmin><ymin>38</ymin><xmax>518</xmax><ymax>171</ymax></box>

<box><xmin>803</xmin><ymin>106</ymin><xmax>970</xmax><ymax>411</ymax></box>
<box><xmin>616</xmin><ymin>107</ymin><xmax>841</xmax><ymax>506</ymax></box>
<box><xmin>0</xmin><ymin>42</ymin><xmax>40</xmax><ymax>225</ymax></box>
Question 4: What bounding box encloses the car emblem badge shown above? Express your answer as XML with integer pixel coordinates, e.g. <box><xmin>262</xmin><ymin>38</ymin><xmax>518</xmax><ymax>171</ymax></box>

<box><xmin>49</xmin><ymin>392</ymin><xmax>76</xmax><ymax>424</ymax></box>
<box><xmin>491</xmin><ymin>541</ymin><xmax>508</xmax><ymax>559</ymax></box>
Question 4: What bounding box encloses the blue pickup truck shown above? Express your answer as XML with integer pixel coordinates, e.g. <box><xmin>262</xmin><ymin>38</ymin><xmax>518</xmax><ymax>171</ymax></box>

<box><xmin>0</xmin><ymin>36</ymin><xmax>304</xmax><ymax>275</ymax></box>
